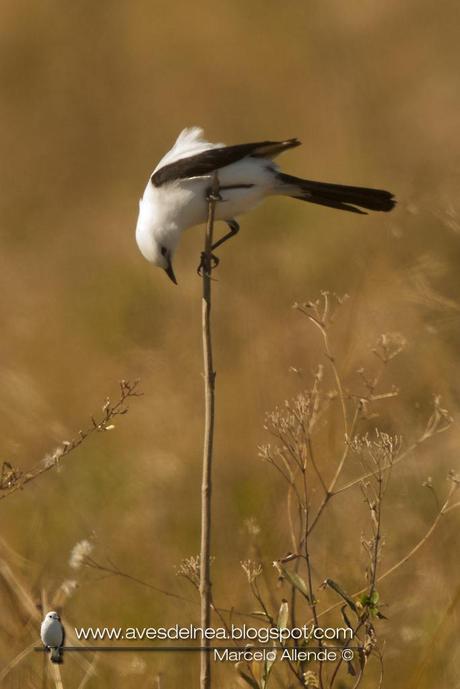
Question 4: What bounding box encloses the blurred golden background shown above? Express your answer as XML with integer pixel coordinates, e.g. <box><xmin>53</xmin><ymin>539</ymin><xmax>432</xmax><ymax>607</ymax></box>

<box><xmin>1</xmin><ymin>1</ymin><xmax>459</xmax><ymax>687</ymax></box>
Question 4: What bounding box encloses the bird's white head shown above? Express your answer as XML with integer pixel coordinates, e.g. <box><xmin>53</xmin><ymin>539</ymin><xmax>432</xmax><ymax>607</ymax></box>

<box><xmin>46</xmin><ymin>611</ymin><xmax>61</xmax><ymax>622</ymax></box>
<box><xmin>136</xmin><ymin>197</ymin><xmax>180</xmax><ymax>285</ymax></box>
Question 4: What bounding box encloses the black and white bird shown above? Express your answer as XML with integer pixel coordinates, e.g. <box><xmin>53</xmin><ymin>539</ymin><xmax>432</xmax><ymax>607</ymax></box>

<box><xmin>41</xmin><ymin>611</ymin><xmax>65</xmax><ymax>664</ymax></box>
<box><xmin>135</xmin><ymin>127</ymin><xmax>395</xmax><ymax>284</ymax></box>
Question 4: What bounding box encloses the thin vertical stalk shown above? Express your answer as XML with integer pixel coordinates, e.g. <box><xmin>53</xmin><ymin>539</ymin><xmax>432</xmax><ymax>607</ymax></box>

<box><xmin>200</xmin><ymin>172</ymin><xmax>219</xmax><ymax>689</ymax></box>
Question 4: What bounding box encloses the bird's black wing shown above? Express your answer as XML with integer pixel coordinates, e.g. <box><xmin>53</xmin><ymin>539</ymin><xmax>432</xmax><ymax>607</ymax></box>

<box><xmin>151</xmin><ymin>138</ymin><xmax>301</xmax><ymax>187</ymax></box>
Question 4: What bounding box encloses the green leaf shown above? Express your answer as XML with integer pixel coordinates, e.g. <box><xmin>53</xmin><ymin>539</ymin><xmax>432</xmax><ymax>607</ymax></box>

<box><xmin>370</xmin><ymin>590</ymin><xmax>379</xmax><ymax>606</ymax></box>
<box><xmin>359</xmin><ymin>593</ymin><xmax>370</xmax><ymax>607</ymax></box>
<box><xmin>359</xmin><ymin>589</ymin><xmax>384</xmax><ymax>617</ymax></box>
<box><xmin>280</xmin><ymin>567</ymin><xmax>311</xmax><ymax>601</ymax></box>
<box><xmin>324</xmin><ymin>578</ymin><xmax>358</xmax><ymax>613</ymax></box>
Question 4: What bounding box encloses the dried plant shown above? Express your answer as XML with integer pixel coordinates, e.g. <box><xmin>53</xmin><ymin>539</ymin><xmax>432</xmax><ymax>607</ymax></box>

<box><xmin>0</xmin><ymin>379</ymin><xmax>142</xmax><ymax>501</ymax></box>
<box><xmin>219</xmin><ymin>293</ymin><xmax>458</xmax><ymax>689</ymax></box>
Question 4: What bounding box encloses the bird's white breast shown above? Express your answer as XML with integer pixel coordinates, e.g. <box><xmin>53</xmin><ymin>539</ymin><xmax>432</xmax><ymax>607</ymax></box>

<box><xmin>41</xmin><ymin>619</ymin><xmax>63</xmax><ymax>647</ymax></box>
<box><xmin>161</xmin><ymin>157</ymin><xmax>276</xmax><ymax>228</ymax></box>
<box><xmin>136</xmin><ymin>154</ymin><xmax>278</xmax><ymax>264</ymax></box>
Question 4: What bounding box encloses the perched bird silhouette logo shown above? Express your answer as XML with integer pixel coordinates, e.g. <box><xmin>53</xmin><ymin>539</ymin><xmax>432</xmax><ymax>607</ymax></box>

<box><xmin>136</xmin><ymin>127</ymin><xmax>395</xmax><ymax>284</ymax></box>
<box><xmin>41</xmin><ymin>611</ymin><xmax>65</xmax><ymax>664</ymax></box>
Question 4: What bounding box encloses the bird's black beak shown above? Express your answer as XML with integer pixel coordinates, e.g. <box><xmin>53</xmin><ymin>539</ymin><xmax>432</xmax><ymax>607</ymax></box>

<box><xmin>164</xmin><ymin>257</ymin><xmax>178</xmax><ymax>285</ymax></box>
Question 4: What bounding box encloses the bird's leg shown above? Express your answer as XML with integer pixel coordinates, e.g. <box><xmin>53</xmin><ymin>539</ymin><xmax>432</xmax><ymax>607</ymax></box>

<box><xmin>211</xmin><ymin>219</ymin><xmax>240</xmax><ymax>251</ymax></box>
<box><xmin>197</xmin><ymin>252</ymin><xmax>219</xmax><ymax>277</ymax></box>
<box><xmin>196</xmin><ymin>184</ymin><xmax>223</xmax><ymax>275</ymax></box>
<box><xmin>196</xmin><ymin>220</ymin><xmax>239</xmax><ymax>276</ymax></box>
<box><xmin>196</xmin><ymin>219</ymin><xmax>240</xmax><ymax>275</ymax></box>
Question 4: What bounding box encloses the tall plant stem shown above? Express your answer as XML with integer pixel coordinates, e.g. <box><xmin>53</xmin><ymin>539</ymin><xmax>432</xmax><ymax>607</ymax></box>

<box><xmin>200</xmin><ymin>173</ymin><xmax>219</xmax><ymax>689</ymax></box>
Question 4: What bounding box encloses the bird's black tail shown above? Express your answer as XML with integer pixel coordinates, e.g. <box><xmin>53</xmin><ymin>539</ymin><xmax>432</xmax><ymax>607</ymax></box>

<box><xmin>277</xmin><ymin>172</ymin><xmax>395</xmax><ymax>214</ymax></box>
<box><xmin>50</xmin><ymin>647</ymin><xmax>64</xmax><ymax>664</ymax></box>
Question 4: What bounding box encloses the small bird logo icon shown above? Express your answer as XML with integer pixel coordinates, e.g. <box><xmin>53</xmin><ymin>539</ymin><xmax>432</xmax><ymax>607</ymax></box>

<box><xmin>40</xmin><ymin>611</ymin><xmax>65</xmax><ymax>664</ymax></box>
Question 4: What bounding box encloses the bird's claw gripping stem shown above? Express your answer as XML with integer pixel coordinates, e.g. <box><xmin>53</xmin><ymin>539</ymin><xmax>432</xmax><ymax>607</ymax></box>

<box><xmin>197</xmin><ymin>251</ymin><xmax>220</xmax><ymax>277</ymax></box>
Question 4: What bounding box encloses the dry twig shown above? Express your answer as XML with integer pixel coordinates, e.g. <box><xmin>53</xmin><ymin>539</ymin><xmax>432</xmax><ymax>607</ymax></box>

<box><xmin>0</xmin><ymin>380</ymin><xmax>142</xmax><ymax>501</ymax></box>
<box><xmin>200</xmin><ymin>172</ymin><xmax>219</xmax><ymax>689</ymax></box>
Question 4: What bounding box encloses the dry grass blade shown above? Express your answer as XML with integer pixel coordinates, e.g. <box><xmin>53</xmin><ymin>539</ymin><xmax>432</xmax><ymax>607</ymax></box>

<box><xmin>0</xmin><ymin>640</ymin><xmax>37</xmax><ymax>683</ymax></box>
<box><xmin>76</xmin><ymin>655</ymin><xmax>99</xmax><ymax>689</ymax></box>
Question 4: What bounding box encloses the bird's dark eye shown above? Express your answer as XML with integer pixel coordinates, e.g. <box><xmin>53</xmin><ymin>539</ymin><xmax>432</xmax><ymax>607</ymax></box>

<box><xmin>160</xmin><ymin>246</ymin><xmax>167</xmax><ymax>257</ymax></box>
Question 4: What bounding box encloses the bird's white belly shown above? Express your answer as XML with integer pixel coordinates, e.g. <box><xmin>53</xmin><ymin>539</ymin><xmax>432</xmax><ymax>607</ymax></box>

<box><xmin>176</xmin><ymin>164</ymin><xmax>274</xmax><ymax>229</ymax></box>
<box><xmin>42</xmin><ymin>621</ymin><xmax>63</xmax><ymax>647</ymax></box>
<box><xmin>216</xmin><ymin>185</ymin><xmax>269</xmax><ymax>220</ymax></box>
